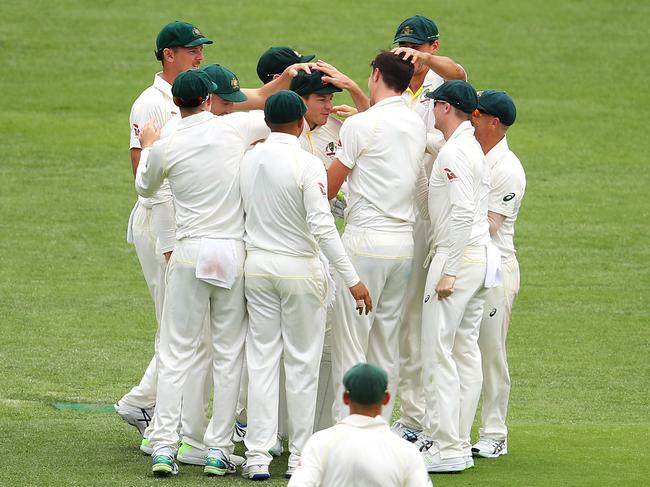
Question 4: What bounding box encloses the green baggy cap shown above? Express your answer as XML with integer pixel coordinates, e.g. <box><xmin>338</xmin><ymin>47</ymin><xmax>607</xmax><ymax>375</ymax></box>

<box><xmin>426</xmin><ymin>79</ymin><xmax>478</xmax><ymax>114</ymax></box>
<box><xmin>156</xmin><ymin>21</ymin><xmax>213</xmax><ymax>51</ymax></box>
<box><xmin>171</xmin><ymin>69</ymin><xmax>218</xmax><ymax>107</ymax></box>
<box><xmin>202</xmin><ymin>64</ymin><xmax>248</xmax><ymax>103</ymax></box>
<box><xmin>343</xmin><ymin>363</ymin><xmax>388</xmax><ymax>405</ymax></box>
<box><xmin>477</xmin><ymin>89</ymin><xmax>517</xmax><ymax>126</ymax></box>
<box><xmin>257</xmin><ymin>47</ymin><xmax>315</xmax><ymax>83</ymax></box>
<box><xmin>393</xmin><ymin>15</ymin><xmax>439</xmax><ymax>44</ymax></box>
<box><xmin>264</xmin><ymin>90</ymin><xmax>307</xmax><ymax>124</ymax></box>
<box><xmin>290</xmin><ymin>70</ymin><xmax>342</xmax><ymax>96</ymax></box>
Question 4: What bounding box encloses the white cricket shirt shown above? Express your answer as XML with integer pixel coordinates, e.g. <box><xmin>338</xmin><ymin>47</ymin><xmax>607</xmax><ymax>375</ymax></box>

<box><xmin>129</xmin><ymin>72</ymin><xmax>178</xmax><ymax>208</ymax></box>
<box><xmin>240</xmin><ymin>132</ymin><xmax>359</xmax><ymax>287</ymax></box>
<box><xmin>428</xmin><ymin>121</ymin><xmax>490</xmax><ymax>275</ymax></box>
<box><xmin>336</xmin><ymin>96</ymin><xmax>426</xmax><ymax>232</ymax></box>
<box><xmin>288</xmin><ymin>414</ymin><xmax>432</xmax><ymax>487</ymax></box>
<box><xmin>135</xmin><ymin>110</ymin><xmax>269</xmax><ymax>240</ymax></box>
<box><xmin>299</xmin><ymin>116</ymin><xmax>342</xmax><ymax>170</ymax></box>
<box><xmin>486</xmin><ymin>136</ymin><xmax>526</xmax><ymax>259</ymax></box>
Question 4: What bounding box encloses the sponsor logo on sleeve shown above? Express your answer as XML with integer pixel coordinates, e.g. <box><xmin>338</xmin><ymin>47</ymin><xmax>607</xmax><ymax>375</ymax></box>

<box><xmin>489</xmin><ymin>308</ymin><xmax>497</xmax><ymax>317</ymax></box>
<box><xmin>502</xmin><ymin>193</ymin><xmax>515</xmax><ymax>202</ymax></box>
<box><xmin>317</xmin><ymin>182</ymin><xmax>326</xmax><ymax>196</ymax></box>
<box><xmin>443</xmin><ymin>168</ymin><xmax>459</xmax><ymax>181</ymax></box>
<box><xmin>132</xmin><ymin>123</ymin><xmax>140</xmax><ymax>136</ymax></box>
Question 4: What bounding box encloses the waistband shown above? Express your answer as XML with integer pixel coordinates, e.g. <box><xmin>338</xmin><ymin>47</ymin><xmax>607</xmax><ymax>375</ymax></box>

<box><xmin>344</xmin><ymin>224</ymin><xmax>413</xmax><ymax>237</ymax></box>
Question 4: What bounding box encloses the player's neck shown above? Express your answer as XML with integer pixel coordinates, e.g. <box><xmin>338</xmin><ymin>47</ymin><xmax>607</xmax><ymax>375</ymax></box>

<box><xmin>408</xmin><ymin>71</ymin><xmax>427</xmax><ymax>93</ymax></box>
<box><xmin>348</xmin><ymin>404</ymin><xmax>382</xmax><ymax>417</ymax></box>
<box><xmin>479</xmin><ymin>133</ymin><xmax>505</xmax><ymax>155</ymax></box>
<box><xmin>160</xmin><ymin>67</ymin><xmax>179</xmax><ymax>86</ymax></box>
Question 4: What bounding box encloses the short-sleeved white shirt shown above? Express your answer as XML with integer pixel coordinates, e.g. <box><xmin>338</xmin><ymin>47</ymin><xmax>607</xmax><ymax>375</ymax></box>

<box><xmin>336</xmin><ymin>96</ymin><xmax>426</xmax><ymax>232</ymax></box>
<box><xmin>428</xmin><ymin>121</ymin><xmax>490</xmax><ymax>275</ymax></box>
<box><xmin>240</xmin><ymin>132</ymin><xmax>359</xmax><ymax>287</ymax></box>
<box><xmin>299</xmin><ymin>116</ymin><xmax>342</xmax><ymax>170</ymax></box>
<box><xmin>129</xmin><ymin>73</ymin><xmax>179</xmax><ymax>208</ymax></box>
<box><xmin>135</xmin><ymin>110</ymin><xmax>269</xmax><ymax>240</ymax></box>
<box><xmin>486</xmin><ymin>137</ymin><xmax>526</xmax><ymax>259</ymax></box>
<box><xmin>288</xmin><ymin>414</ymin><xmax>432</xmax><ymax>487</ymax></box>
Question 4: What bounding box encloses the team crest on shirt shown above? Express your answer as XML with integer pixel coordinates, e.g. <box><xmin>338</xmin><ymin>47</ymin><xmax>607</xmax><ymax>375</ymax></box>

<box><xmin>317</xmin><ymin>182</ymin><xmax>326</xmax><ymax>196</ymax></box>
<box><xmin>443</xmin><ymin>168</ymin><xmax>459</xmax><ymax>181</ymax></box>
<box><xmin>401</xmin><ymin>26</ymin><xmax>414</xmax><ymax>35</ymax></box>
<box><xmin>325</xmin><ymin>141</ymin><xmax>337</xmax><ymax>157</ymax></box>
<box><xmin>132</xmin><ymin>123</ymin><xmax>140</xmax><ymax>136</ymax></box>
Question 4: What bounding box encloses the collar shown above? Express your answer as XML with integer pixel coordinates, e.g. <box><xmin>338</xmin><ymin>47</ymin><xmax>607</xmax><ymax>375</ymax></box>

<box><xmin>447</xmin><ymin>120</ymin><xmax>475</xmax><ymax>142</ymax></box>
<box><xmin>339</xmin><ymin>414</ymin><xmax>387</xmax><ymax>428</ymax></box>
<box><xmin>369</xmin><ymin>96</ymin><xmax>406</xmax><ymax>111</ymax></box>
<box><xmin>485</xmin><ymin>136</ymin><xmax>510</xmax><ymax>168</ymax></box>
<box><xmin>153</xmin><ymin>72</ymin><xmax>173</xmax><ymax>99</ymax></box>
<box><xmin>176</xmin><ymin>110</ymin><xmax>213</xmax><ymax>129</ymax></box>
<box><xmin>267</xmin><ymin>131</ymin><xmax>301</xmax><ymax>147</ymax></box>
<box><xmin>405</xmin><ymin>70</ymin><xmax>439</xmax><ymax>100</ymax></box>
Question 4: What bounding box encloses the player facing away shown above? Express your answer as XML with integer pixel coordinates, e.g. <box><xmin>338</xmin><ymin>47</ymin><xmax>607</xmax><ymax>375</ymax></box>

<box><xmin>239</xmin><ymin>90</ymin><xmax>371</xmax><ymax>481</ymax></box>
<box><xmin>327</xmin><ymin>51</ymin><xmax>427</xmax><ymax>424</ymax></box>
<box><xmin>470</xmin><ymin>90</ymin><xmax>526</xmax><ymax>459</ymax></box>
<box><xmin>288</xmin><ymin>363</ymin><xmax>432</xmax><ymax>487</ymax></box>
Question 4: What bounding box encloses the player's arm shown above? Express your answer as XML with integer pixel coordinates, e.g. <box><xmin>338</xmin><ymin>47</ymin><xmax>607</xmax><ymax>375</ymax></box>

<box><xmin>237</xmin><ymin>62</ymin><xmax>314</xmax><ymax>111</ymax></box>
<box><xmin>326</xmin><ymin>159</ymin><xmax>350</xmax><ymax>200</ymax></box>
<box><xmin>303</xmin><ymin>160</ymin><xmax>372</xmax><ymax>313</ymax></box>
<box><xmin>326</xmin><ymin>119</ymin><xmax>360</xmax><ymax>199</ymax></box>
<box><xmin>135</xmin><ymin>122</ymin><xmax>165</xmax><ymax>198</ymax></box>
<box><xmin>315</xmin><ymin>60</ymin><xmax>370</xmax><ymax>112</ymax></box>
<box><xmin>130</xmin><ymin>149</ymin><xmax>142</xmax><ymax>177</ymax></box>
<box><xmin>392</xmin><ymin>47</ymin><xmax>466</xmax><ymax>81</ymax></box>
<box><xmin>488</xmin><ymin>211</ymin><xmax>507</xmax><ymax>236</ymax></box>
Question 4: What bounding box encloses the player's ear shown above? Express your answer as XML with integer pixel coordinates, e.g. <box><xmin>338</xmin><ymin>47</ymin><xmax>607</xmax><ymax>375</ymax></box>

<box><xmin>381</xmin><ymin>391</ymin><xmax>390</xmax><ymax>405</ymax></box>
<box><xmin>343</xmin><ymin>391</ymin><xmax>351</xmax><ymax>405</ymax></box>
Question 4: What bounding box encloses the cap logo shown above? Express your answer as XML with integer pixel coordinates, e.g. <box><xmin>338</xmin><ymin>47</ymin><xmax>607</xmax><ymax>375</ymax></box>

<box><xmin>293</xmin><ymin>50</ymin><xmax>301</xmax><ymax>57</ymax></box>
<box><xmin>192</xmin><ymin>27</ymin><xmax>202</xmax><ymax>38</ymax></box>
<box><xmin>401</xmin><ymin>26</ymin><xmax>414</xmax><ymax>35</ymax></box>
<box><xmin>477</xmin><ymin>90</ymin><xmax>484</xmax><ymax>97</ymax></box>
<box><xmin>231</xmin><ymin>78</ymin><xmax>240</xmax><ymax>89</ymax></box>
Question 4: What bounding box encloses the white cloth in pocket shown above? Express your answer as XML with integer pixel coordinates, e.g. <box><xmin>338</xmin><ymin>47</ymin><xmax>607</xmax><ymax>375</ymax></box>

<box><xmin>126</xmin><ymin>201</ymin><xmax>137</xmax><ymax>244</ymax></box>
<box><xmin>195</xmin><ymin>238</ymin><xmax>239</xmax><ymax>289</ymax></box>
<box><xmin>484</xmin><ymin>241</ymin><xmax>503</xmax><ymax>288</ymax></box>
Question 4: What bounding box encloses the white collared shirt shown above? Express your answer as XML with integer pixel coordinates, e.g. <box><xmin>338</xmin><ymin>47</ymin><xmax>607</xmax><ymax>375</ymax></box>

<box><xmin>129</xmin><ymin>72</ymin><xmax>179</xmax><ymax>208</ymax></box>
<box><xmin>336</xmin><ymin>96</ymin><xmax>426</xmax><ymax>232</ymax></box>
<box><xmin>240</xmin><ymin>132</ymin><xmax>359</xmax><ymax>287</ymax></box>
<box><xmin>135</xmin><ymin>110</ymin><xmax>269</xmax><ymax>240</ymax></box>
<box><xmin>486</xmin><ymin>137</ymin><xmax>526</xmax><ymax>259</ymax></box>
<box><xmin>299</xmin><ymin>115</ymin><xmax>343</xmax><ymax>170</ymax></box>
<box><xmin>288</xmin><ymin>414</ymin><xmax>432</xmax><ymax>487</ymax></box>
<box><xmin>428</xmin><ymin>121</ymin><xmax>490</xmax><ymax>275</ymax></box>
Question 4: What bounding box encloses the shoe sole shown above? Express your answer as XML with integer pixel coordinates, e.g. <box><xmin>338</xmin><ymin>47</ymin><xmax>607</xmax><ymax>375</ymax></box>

<box><xmin>250</xmin><ymin>473</ymin><xmax>270</xmax><ymax>480</ymax></box>
<box><xmin>426</xmin><ymin>461</ymin><xmax>466</xmax><ymax>473</ymax></box>
<box><xmin>204</xmin><ymin>465</ymin><xmax>227</xmax><ymax>476</ymax></box>
<box><xmin>471</xmin><ymin>448</ymin><xmax>508</xmax><ymax>458</ymax></box>
<box><xmin>178</xmin><ymin>455</ymin><xmax>206</xmax><ymax>466</ymax></box>
<box><xmin>152</xmin><ymin>465</ymin><xmax>177</xmax><ymax>476</ymax></box>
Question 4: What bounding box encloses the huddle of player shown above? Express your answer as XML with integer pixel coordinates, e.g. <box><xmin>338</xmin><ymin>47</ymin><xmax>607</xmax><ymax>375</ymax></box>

<box><xmin>114</xmin><ymin>14</ymin><xmax>526</xmax><ymax>483</ymax></box>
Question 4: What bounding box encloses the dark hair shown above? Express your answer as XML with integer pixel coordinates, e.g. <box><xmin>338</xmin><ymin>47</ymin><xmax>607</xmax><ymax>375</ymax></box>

<box><xmin>370</xmin><ymin>51</ymin><xmax>414</xmax><ymax>93</ymax></box>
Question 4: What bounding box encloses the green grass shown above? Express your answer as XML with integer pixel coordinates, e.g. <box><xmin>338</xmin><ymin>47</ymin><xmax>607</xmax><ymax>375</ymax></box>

<box><xmin>1</xmin><ymin>0</ymin><xmax>649</xmax><ymax>485</ymax></box>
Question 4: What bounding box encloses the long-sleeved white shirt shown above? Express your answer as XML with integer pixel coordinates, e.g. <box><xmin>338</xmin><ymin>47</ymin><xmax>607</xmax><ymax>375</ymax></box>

<box><xmin>288</xmin><ymin>414</ymin><xmax>432</xmax><ymax>487</ymax></box>
<box><xmin>299</xmin><ymin>115</ymin><xmax>342</xmax><ymax>170</ymax></box>
<box><xmin>428</xmin><ymin>121</ymin><xmax>490</xmax><ymax>275</ymax></box>
<box><xmin>240</xmin><ymin>132</ymin><xmax>359</xmax><ymax>287</ymax></box>
<box><xmin>135</xmin><ymin>110</ymin><xmax>269</xmax><ymax>240</ymax></box>
<box><xmin>486</xmin><ymin>136</ymin><xmax>526</xmax><ymax>259</ymax></box>
<box><xmin>336</xmin><ymin>96</ymin><xmax>426</xmax><ymax>232</ymax></box>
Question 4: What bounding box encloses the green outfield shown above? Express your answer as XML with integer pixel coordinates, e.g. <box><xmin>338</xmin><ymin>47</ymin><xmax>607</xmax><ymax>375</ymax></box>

<box><xmin>1</xmin><ymin>0</ymin><xmax>648</xmax><ymax>485</ymax></box>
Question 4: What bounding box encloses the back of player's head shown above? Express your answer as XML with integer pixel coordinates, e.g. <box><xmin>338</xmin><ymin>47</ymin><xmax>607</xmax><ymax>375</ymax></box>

<box><xmin>264</xmin><ymin>90</ymin><xmax>307</xmax><ymax>125</ymax></box>
<box><xmin>202</xmin><ymin>64</ymin><xmax>248</xmax><ymax>102</ymax></box>
<box><xmin>171</xmin><ymin>69</ymin><xmax>217</xmax><ymax>108</ymax></box>
<box><xmin>477</xmin><ymin>90</ymin><xmax>516</xmax><ymax>126</ymax></box>
<box><xmin>256</xmin><ymin>47</ymin><xmax>315</xmax><ymax>84</ymax></box>
<box><xmin>343</xmin><ymin>363</ymin><xmax>388</xmax><ymax>405</ymax></box>
<box><xmin>371</xmin><ymin>51</ymin><xmax>414</xmax><ymax>93</ymax></box>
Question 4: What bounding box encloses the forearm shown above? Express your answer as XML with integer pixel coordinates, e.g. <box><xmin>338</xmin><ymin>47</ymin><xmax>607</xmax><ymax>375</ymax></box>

<box><xmin>423</xmin><ymin>54</ymin><xmax>466</xmax><ymax>81</ymax></box>
<box><xmin>152</xmin><ymin>199</ymin><xmax>176</xmax><ymax>254</ymax></box>
<box><xmin>347</xmin><ymin>82</ymin><xmax>370</xmax><ymax>112</ymax></box>
<box><xmin>135</xmin><ymin>147</ymin><xmax>163</xmax><ymax>197</ymax></box>
<box><xmin>445</xmin><ymin>205</ymin><xmax>473</xmax><ymax>275</ymax></box>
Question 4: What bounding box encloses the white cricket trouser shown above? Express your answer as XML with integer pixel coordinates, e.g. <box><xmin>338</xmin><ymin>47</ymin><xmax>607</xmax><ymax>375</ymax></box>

<box><xmin>314</xmin><ymin>323</ymin><xmax>335</xmax><ymax>431</ymax></box>
<box><xmin>150</xmin><ymin>238</ymin><xmax>246</xmax><ymax>455</ymax></box>
<box><xmin>421</xmin><ymin>246</ymin><xmax>487</xmax><ymax>459</ymax></box>
<box><xmin>244</xmin><ymin>251</ymin><xmax>327</xmax><ymax>466</ymax></box>
<box><xmin>397</xmin><ymin>215</ymin><xmax>430</xmax><ymax>430</ymax></box>
<box><xmin>478</xmin><ymin>256</ymin><xmax>520</xmax><ymax>441</ymax></box>
<box><xmin>123</xmin><ymin>202</ymin><xmax>213</xmax><ymax>445</ymax></box>
<box><xmin>331</xmin><ymin>225</ymin><xmax>414</xmax><ymax>423</ymax></box>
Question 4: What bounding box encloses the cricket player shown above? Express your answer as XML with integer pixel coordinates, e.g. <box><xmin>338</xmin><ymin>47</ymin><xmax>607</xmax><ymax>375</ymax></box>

<box><xmin>416</xmin><ymin>80</ymin><xmax>491</xmax><ymax>472</ymax></box>
<box><xmin>389</xmin><ymin>14</ymin><xmax>467</xmax><ymax>443</ymax></box>
<box><xmin>288</xmin><ymin>363</ymin><xmax>432</xmax><ymax>487</ymax></box>
<box><xmin>289</xmin><ymin>67</ymin><xmax>369</xmax><ymax>431</ymax></box>
<box><xmin>470</xmin><ymin>90</ymin><xmax>525</xmax><ymax>458</ymax></box>
<box><xmin>240</xmin><ymin>90</ymin><xmax>372</xmax><ymax>480</ymax></box>
<box><xmin>135</xmin><ymin>69</ymin><xmax>271</xmax><ymax>477</ymax></box>
<box><xmin>327</xmin><ymin>51</ymin><xmax>427</xmax><ymax>424</ymax></box>
<box><xmin>116</xmin><ymin>20</ymin><xmax>215</xmax><ymax>461</ymax></box>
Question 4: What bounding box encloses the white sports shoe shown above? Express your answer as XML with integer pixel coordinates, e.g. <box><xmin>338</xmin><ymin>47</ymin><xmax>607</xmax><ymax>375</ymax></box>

<box><xmin>285</xmin><ymin>453</ymin><xmax>300</xmax><ymax>479</ymax></box>
<box><xmin>113</xmin><ymin>401</ymin><xmax>154</xmax><ymax>436</ymax></box>
<box><xmin>472</xmin><ymin>437</ymin><xmax>508</xmax><ymax>458</ymax></box>
<box><xmin>421</xmin><ymin>448</ymin><xmax>466</xmax><ymax>473</ymax></box>
<box><xmin>233</xmin><ymin>420</ymin><xmax>247</xmax><ymax>442</ymax></box>
<box><xmin>465</xmin><ymin>455</ymin><xmax>474</xmax><ymax>469</ymax></box>
<box><xmin>269</xmin><ymin>437</ymin><xmax>284</xmax><ymax>457</ymax></box>
<box><xmin>140</xmin><ymin>438</ymin><xmax>153</xmax><ymax>455</ymax></box>
<box><xmin>390</xmin><ymin>420</ymin><xmax>422</xmax><ymax>443</ymax></box>
<box><xmin>177</xmin><ymin>442</ymin><xmax>207</xmax><ymax>465</ymax></box>
<box><xmin>413</xmin><ymin>433</ymin><xmax>434</xmax><ymax>453</ymax></box>
<box><xmin>230</xmin><ymin>454</ymin><xmax>245</xmax><ymax>467</ymax></box>
<box><xmin>242</xmin><ymin>462</ymin><xmax>271</xmax><ymax>480</ymax></box>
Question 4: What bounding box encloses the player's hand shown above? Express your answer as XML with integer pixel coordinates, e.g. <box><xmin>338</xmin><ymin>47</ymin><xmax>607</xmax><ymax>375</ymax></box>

<box><xmin>435</xmin><ymin>274</ymin><xmax>456</xmax><ymax>300</ymax></box>
<box><xmin>314</xmin><ymin>60</ymin><xmax>353</xmax><ymax>90</ymax></box>
<box><xmin>349</xmin><ymin>281</ymin><xmax>372</xmax><ymax>315</ymax></box>
<box><xmin>139</xmin><ymin>119</ymin><xmax>161</xmax><ymax>148</ymax></box>
<box><xmin>391</xmin><ymin>47</ymin><xmax>432</xmax><ymax>70</ymax></box>
<box><xmin>284</xmin><ymin>62</ymin><xmax>314</xmax><ymax>78</ymax></box>
<box><xmin>330</xmin><ymin>196</ymin><xmax>346</xmax><ymax>219</ymax></box>
<box><xmin>332</xmin><ymin>104</ymin><xmax>358</xmax><ymax>118</ymax></box>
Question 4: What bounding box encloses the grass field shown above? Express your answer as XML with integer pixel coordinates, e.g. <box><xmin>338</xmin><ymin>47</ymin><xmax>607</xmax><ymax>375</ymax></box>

<box><xmin>1</xmin><ymin>0</ymin><xmax>649</xmax><ymax>485</ymax></box>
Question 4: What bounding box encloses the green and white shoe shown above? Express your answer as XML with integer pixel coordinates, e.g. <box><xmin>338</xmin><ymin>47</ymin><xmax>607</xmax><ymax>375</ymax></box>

<box><xmin>152</xmin><ymin>449</ymin><xmax>179</xmax><ymax>476</ymax></box>
<box><xmin>204</xmin><ymin>448</ymin><xmax>236</xmax><ymax>476</ymax></box>
<box><xmin>140</xmin><ymin>438</ymin><xmax>153</xmax><ymax>455</ymax></box>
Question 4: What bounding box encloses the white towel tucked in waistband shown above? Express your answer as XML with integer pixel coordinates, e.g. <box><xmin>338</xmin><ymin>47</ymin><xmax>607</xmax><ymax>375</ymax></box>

<box><xmin>484</xmin><ymin>241</ymin><xmax>503</xmax><ymax>288</ymax></box>
<box><xmin>318</xmin><ymin>252</ymin><xmax>337</xmax><ymax>308</ymax></box>
<box><xmin>196</xmin><ymin>238</ymin><xmax>239</xmax><ymax>289</ymax></box>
